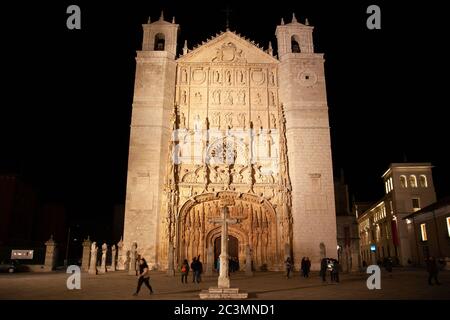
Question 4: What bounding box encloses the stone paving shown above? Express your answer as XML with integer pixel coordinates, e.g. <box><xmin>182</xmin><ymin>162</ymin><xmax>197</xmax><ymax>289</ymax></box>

<box><xmin>0</xmin><ymin>268</ymin><xmax>449</xmax><ymax>300</ymax></box>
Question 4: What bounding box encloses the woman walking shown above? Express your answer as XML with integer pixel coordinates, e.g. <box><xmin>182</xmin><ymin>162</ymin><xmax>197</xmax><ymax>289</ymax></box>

<box><xmin>133</xmin><ymin>258</ymin><xmax>153</xmax><ymax>295</ymax></box>
<box><xmin>180</xmin><ymin>259</ymin><xmax>189</xmax><ymax>284</ymax></box>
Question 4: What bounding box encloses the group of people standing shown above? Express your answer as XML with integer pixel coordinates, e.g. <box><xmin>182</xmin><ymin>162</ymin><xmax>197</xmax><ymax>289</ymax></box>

<box><xmin>284</xmin><ymin>257</ymin><xmax>312</xmax><ymax>279</ymax></box>
<box><xmin>180</xmin><ymin>255</ymin><xmax>203</xmax><ymax>284</ymax></box>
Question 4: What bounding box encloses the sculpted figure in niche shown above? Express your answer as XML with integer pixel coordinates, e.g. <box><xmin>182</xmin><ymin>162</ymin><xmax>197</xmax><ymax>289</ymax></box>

<box><xmin>181</xmin><ymin>69</ymin><xmax>188</xmax><ymax>83</ymax></box>
<box><xmin>181</xmin><ymin>90</ymin><xmax>187</xmax><ymax>105</ymax></box>
<box><xmin>211</xmin><ymin>112</ymin><xmax>220</xmax><ymax>127</ymax></box>
<box><xmin>255</xmin><ymin>93</ymin><xmax>262</xmax><ymax>105</ymax></box>
<box><xmin>271</xmin><ymin>114</ymin><xmax>277</xmax><ymax>129</ymax></box>
<box><xmin>238</xmin><ymin>90</ymin><xmax>246</xmax><ymax>105</ymax></box>
<box><xmin>237</xmin><ymin>113</ymin><xmax>246</xmax><ymax>129</ymax></box>
<box><xmin>239</xmin><ymin>70</ymin><xmax>246</xmax><ymax>84</ymax></box>
<box><xmin>269</xmin><ymin>92</ymin><xmax>275</xmax><ymax>106</ymax></box>
<box><xmin>214</xmin><ymin>70</ymin><xmax>220</xmax><ymax>83</ymax></box>
<box><xmin>225</xmin><ymin>113</ymin><xmax>233</xmax><ymax>128</ymax></box>
<box><xmin>194</xmin><ymin>92</ymin><xmax>202</xmax><ymax>103</ymax></box>
<box><xmin>226</xmin><ymin>70</ymin><xmax>232</xmax><ymax>85</ymax></box>
<box><xmin>226</xmin><ymin>91</ymin><xmax>234</xmax><ymax>105</ymax></box>
<box><xmin>180</xmin><ymin>112</ymin><xmax>186</xmax><ymax>129</ymax></box>
<box><xmin>194</xmin><ymin>114</ymin><xmax>202</xmax><ymax>131</ymax></box>
<box><xmin>269</xmin><ymin>71</ymin><xmax>275</xmax><ymax>85</ymax></box>
<box><xmin>212</xmin><ymin>90</ymin><xmax>221</xmax><ymax>105</ymax></box>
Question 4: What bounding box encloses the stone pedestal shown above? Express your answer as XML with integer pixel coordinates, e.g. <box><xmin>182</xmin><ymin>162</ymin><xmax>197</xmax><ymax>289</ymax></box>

<box><xmin>200</xmin><ymin>287</ymin><xmax>248</xmax><ymax>299</ymax></box>
<box><xmin>44</xmin><ymin>236</ymin><xmax>57</xmax><ymax>272</ymax></box>
<box><xmin>81</xmin><ymin>237</ymin><xmax>91</xmax><ymax>272</ymax></box>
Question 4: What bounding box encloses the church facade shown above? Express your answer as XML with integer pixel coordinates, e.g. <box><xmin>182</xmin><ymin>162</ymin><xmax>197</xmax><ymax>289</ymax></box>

<box><xmin>122</xmin><ymin>13</ymin><xmax>337</xmax><ymax>271</ymax></box>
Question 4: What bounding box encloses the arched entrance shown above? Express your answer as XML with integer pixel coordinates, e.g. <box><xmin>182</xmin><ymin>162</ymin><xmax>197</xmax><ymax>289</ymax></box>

<box><xmin>177</xmin><ymin>191</ymin><xmax>280</xmax><ymax>270</ymax></box>
<box><xmin>214</xmin><ymin>235</ymin><xmax>239</xmax><ymax>265</ymax></box>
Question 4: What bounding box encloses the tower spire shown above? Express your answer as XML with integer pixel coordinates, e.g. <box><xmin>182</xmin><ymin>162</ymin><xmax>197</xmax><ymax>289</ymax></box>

<box><xmin>281</xmin><ymin>17</ymin><xmax>285</xmax><ymax>25</ymax></box>
<box><xmin>159</xmin><ymin>10</ymin><xmax>164</xmax><ymax>21</ymax></box>
<box><xmin>222</xmin><ymin>6</ymin><xmax>232</xmax><ymax>31</ymax></box>
<box><xmin>305</xmin><ymin>18</ymin><xmax>310</xmax><ymax>25</ymax></box>
<box><xmin>183</xmin><ymin>40</ymin><xmax>188</xmax><ymax>55</ymax></box>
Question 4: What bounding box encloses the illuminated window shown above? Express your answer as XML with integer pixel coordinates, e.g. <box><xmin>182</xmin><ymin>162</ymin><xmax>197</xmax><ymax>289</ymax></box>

<box><xmin>385</xmin><ymin>181</ymin><xmax>389</xmax><ymax>194</ymax></box>
<box><xmin>400</xmin><ymin>175</ymin><xmax>407</xmax><ymax>188</ymax></box>
<box><xmin>412</xmin><ymin>198</ymin><xmax>420</xmax><ymax>211</ymax></box>
<box><xmin>419</xmin><ymin>175</ymin><xmax>428</xmax><ymax>187</ymax></box>
<box><xmin>420</xmin><ymin>223</ymin><xmax>427</xmax><ymax>241</ymax></box>
<box><xmin>409</xmin><ymin>175</ymin><xmax>417</xmax><ymax>188</ymax></box>
<box><xmin>389</xmin><ymin>177</ymin><xmax>393</xmax><ymax>191</ymax></box>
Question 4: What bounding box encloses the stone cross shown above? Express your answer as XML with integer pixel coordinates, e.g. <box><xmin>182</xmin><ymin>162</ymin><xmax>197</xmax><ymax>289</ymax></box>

<box><xmin>111</xmin><ymin>244</ymin><xmax>116</xmax><ymax>272</ymax></box>
<box><xmin>210</xmin><ymin>203</ymin><xmax>238</xmax><ymax>288</ymax></box>
<box><xmin>89</xmin><ymin>242</ymin><xmax>98</xmax><ymax>275</ymax></box>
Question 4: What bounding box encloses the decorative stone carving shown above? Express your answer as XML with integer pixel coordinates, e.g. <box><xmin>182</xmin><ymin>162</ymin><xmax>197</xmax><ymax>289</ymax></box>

<box><xmin>212</xmin><ymin>90</ymin><xmax>221</xmax><ymax>105</ymax></box>
<box><xmin>225</xmin><ymin>113</ymin><xmax>233</xmax><ymax>128</ymax></box>
<box><xmin>212</xmin><ymin>42</ymin><xmax>246</xmax><ymax>63</ymax></box>
<box><xmin>237</xmin><ymin>113</ymin><xmax>246</xmax><ymax>129</ymax></box>
<box><xmin>211</xmin><ymin>112</ymin><xmax>221</xmax><ymax>127</ymax></box>
<box><xmin>237</xmin><ymin>90</ymin><xmax>246</xmax><ymax>105</ymax></box>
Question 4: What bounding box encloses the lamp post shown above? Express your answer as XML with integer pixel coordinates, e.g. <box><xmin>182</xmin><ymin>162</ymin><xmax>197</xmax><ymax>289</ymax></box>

<box><xmin>64</xmin><ymin>226</ymin><xmax>71</xmax><ymax>267</ymax></box>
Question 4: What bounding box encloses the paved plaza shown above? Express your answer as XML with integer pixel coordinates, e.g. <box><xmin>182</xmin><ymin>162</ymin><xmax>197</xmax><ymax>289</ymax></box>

<box><xmin>0</xmin><ymin>268</ymin><xmax>449</xmax><ymax>300</ymax></box>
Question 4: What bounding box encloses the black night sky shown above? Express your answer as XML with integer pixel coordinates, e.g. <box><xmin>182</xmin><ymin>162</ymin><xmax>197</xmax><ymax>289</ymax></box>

<box><xmin>1</xmin><ymin>1</ymin><xmax>448</xmax><ymax>243</ymax></box>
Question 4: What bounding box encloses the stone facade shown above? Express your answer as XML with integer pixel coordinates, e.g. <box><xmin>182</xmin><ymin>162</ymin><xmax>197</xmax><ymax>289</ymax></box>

<box><xmin>122</xmin><ymin>13</ymin><xmax>337</xmax><ymax>271</ymax></box>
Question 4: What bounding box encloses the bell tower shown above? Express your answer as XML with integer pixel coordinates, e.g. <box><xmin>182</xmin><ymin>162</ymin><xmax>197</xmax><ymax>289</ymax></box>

<box><xmin>122</xmin><ymin>12</ymin><xmax>179</xmax><ymax>269</ymax></box>
<box><xmin>276</xmin><ymin>14</ymin><xmax>337</xmax><ymax>270</ymax></box>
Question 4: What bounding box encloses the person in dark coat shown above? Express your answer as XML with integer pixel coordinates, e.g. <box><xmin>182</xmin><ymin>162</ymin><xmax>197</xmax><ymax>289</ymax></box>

<box><xmin>426</xmin><ymin>256</ymin><xmax>441</xmax><ymax>285</ymax></box>
<box><xmin>191</xmin><ymin>257</ymin><xmax>197</xmax><ymax>283</ymax></box>
<box><xmin>195</xmin><ymin>255</ymin><xmax>203</xmax><ymax>283</ymax></box>
<box><xmin>133</xmin><ymin>258</ymin><xmax>153</xmax><ymax>295</ymax></box>
<box><xmin>304</xmin><ymin>257</ymin><xmax>311</xmax><ymax>278</ymax></box>
<box><xmin>320</xmin><ymin>258</ymin><xmax>328</xmax><ymax>283</ymax></box>
<box><xmin>384</xmin><ymin>257</ymin><xmax>393</xmax><ymax>277</ymax></box>
<box><xmin>301</xmin><ymin>257</ymin><xmax>306</xmax><ymax>277</ymax></box>
<box><xmin>330</xmin><ymin>259</ymin><xmax>340</xmax><ymax>283</ymax></box>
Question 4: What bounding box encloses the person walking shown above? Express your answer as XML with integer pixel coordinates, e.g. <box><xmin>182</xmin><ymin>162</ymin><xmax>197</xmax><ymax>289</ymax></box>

<box><xmin>133</xmin><ymin>258</ymin><xmax>153</xmax><ymax>295</ymax></box>
<box><xmin>384</xmin><ymin>257</ymin><xmax>393</xmax><ymax>277</ymax></box>
<box><xmin>285</xmin><ymin>257</ymin><xmax>293</xmax><ymax>279</ymax></box>
<box><xmin>191</xmin><ymin>257</ymin><xmax>197</xmax><ymax>283</ymax></box>
<box><xmin>330</xmin><ymin>259</ymin><xmax>340</xmax><ymax>283</ymax></box>
<box><xmin>301</xmin><ymin>257</ymin><xmax>306</xmax><ymax>278</ymax></box>
<box><xmin>304</xmin><ymin>257</ymin><xmax>311</xmax><ymax>278</ymax></box>
<box><xmin>320</xmin><ymin>258</ymin><xmax>328</xmax><ymax>283</ymax></box>
<box><xmin>180</xmin><ymin>259</ymin><xmax>189</xmax><ymax>284</ymax></box>
<box><xmin>426</xmin><ymin>256</ymin><xmax>441</xmax><ymax>285</ymax></box>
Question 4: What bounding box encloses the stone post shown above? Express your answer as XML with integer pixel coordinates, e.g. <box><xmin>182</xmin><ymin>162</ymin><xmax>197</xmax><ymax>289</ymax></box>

<box><xmin>111</xmin><ymin>244</ymin><xmax>116</xmax><ymax>272</ymax></box>
<box><xmin>245</xmin><ymin>245</ymin><xmax>253</xmax><ymax>276</ymax></box>
<box><xmin>99</xmin><ymin>243</ymin><xmax>107</xmax><ymax>273</ymax></box>
<box><xmin>44</xmin><ymin>235</ymin><xmax>57</xmax><ymax>271</ymax></box>
<box><xmin>128</xmin><ymin>242</ymin><xmax>137</xmax><ymax>275</ymax></box>
<box><xmin>88</xmin><ymin>242</ymin><xmax>98</xmax><ymax>275</ymax></box>
<box><xmin>81</xmin><ymin>237</ymin><xmax>91</xmax><ymax>272</ymax></box>
<box><xmin>117</xmin><ymin>237</ymin><xmax>125</xmax><ymax>270</ymax></box>
<box><xmin>205</xmin><ymin>245</ymin><xmax>214</xmax><ymax>276</ymax></box>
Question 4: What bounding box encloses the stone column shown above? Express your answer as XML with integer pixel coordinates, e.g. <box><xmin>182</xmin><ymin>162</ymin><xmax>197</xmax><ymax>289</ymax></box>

<box><xmin>245</xmin><ymin>245</ymin><xmax>253</xmax><ymax>276</ymax></box>
<box><xmin>167</xmin><ymin>243</ymin><xmax>175</xmax><ymax>276</ymax></box>
<box><xmin>128</xmin><ymin>242</ymin><xmax>137</xmax><ymax>275</ymax></box>
<box><xmin>218</xmin><ymin>208</ymin><xmax>230</xmax><ymax>288</ymax></box>
<box><xmin>44</xmin><ymin>235</ymin><xmax>57</xmax><ymax>271</ymax></box>
<box><xmin>205</xmin><ymin>245</ymin><xmax>214</xmax><ymax>276</ymax></box>
<box><xmin>81</xmin><ymin>237</ymin><xmax>91</xmax><ymax>272</ymax></box>
<box><xmin>88</xmin><ymin>242</ymin><xmax>98</xmax><ymax>275</ymax></box>
<box><xmin>99</xmin><ymin>243</ymin><xmax>107</xmax><ymax>273</ymax></box>
<box><xmin>111</xmin><ymin>245</ymin><xmax>116</xmax><ymax>272</ymax></box>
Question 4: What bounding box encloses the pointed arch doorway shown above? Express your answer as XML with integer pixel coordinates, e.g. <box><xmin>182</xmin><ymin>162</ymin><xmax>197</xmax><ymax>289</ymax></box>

<box><xmin>214</xmin><ymin>235</ymin><xmax>239</xmax><ymax>266</ymax></box>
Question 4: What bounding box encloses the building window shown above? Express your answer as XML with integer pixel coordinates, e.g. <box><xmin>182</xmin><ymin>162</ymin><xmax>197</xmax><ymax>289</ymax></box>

<box><xmin>400</xmin><ymin>175</ymin><xmax>407</xmax><ymax>188</ymax></box>
<box><xmin>154</xmin><ymin>33</ymin><xmax>165</xmax><ymax>51</ymax></box>
<box><xmin>389</xmin><ymin>177</ymin><xmax>393</xmax><ymax>191</ymax></box>
<box><xmin>419</xmin><ymin>175</ymin><xmax>428</xmax><ymax>187</ymax></box>
<box><xmin>420</xmin><ymin>223</ymin><xmax>428</xmax><ymax>241</ymax></box>
<box><xmin>412</xmin><ymin>198</ymin><xmax>420</xmax><ymax>211</ymax></box>
<box><xmin>447</xmin><ymin>217</ymin><xmax>450</xmax><ymax>238</ymax></box>
<box><xmin>385</xmin><ymin>181</ymin><xmax>389</xmax><ymax>194</ymax></box>
<box><xmin>409</xmin><ymin>175</ymin><xmax>417</xmax><ymax>188</ymax></box>
<box><xmin>291</xmin><ymin>36</ymin><xmax>301</xmax><ymax>53</ymax></box>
